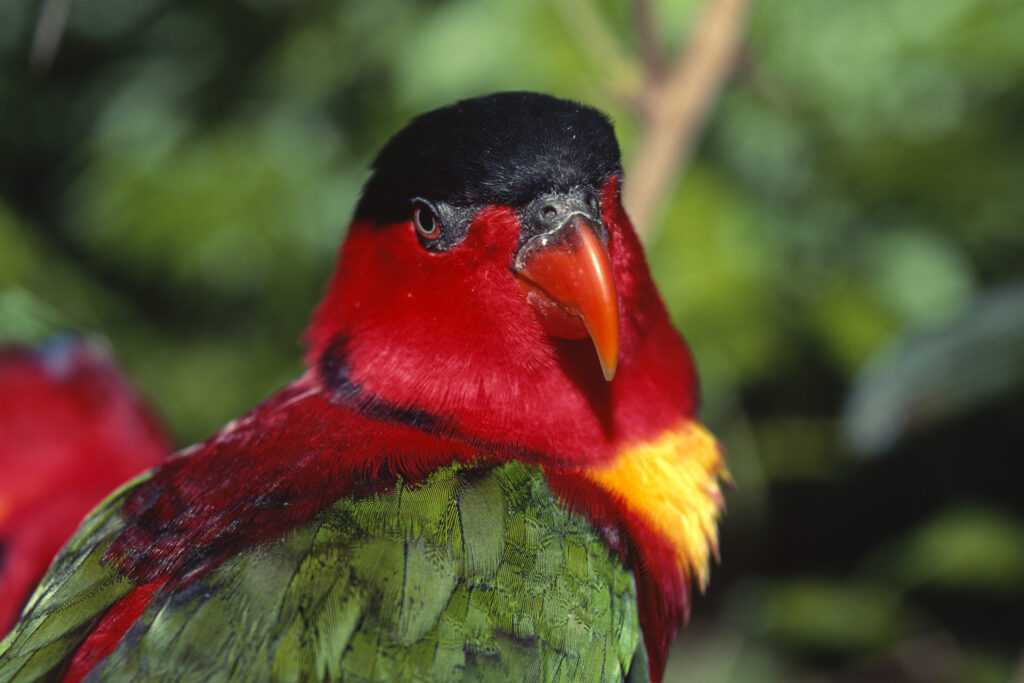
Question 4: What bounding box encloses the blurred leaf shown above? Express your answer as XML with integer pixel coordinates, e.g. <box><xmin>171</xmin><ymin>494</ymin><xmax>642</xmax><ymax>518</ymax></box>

<box><xmin>713</xmin><ymin>90</ymin><xmax>814</xmax><ymax>203</ymax></box>
<box><xmin>864</xmin><ymin>228</ymin><xmax>975</xmax><ymax>329</ymax></box>
<box><xmin>877</xmin><ymin>505</ymin><xmax>1024</xmax><ymax>592</ymax></box>
<box><xmin>810</xmin><ymin>275</ymin><xmax>898</xmax><ymax>374</ymax></box>
<box><xmin>729</xmin><ymin>578</ymin><xmax>920</xmax><ymax>654</ymax></box>
<box><xmin>392</xmin><ymin>0</ymin><xmax>600</xmax><ymax>108</ymax></box>
<box><xmin>752</xmin><ymin>0</ymin><xmax>1022</xmax><ymax>142</ymax></box>
<box><xmin>0</xmin><ymin>1</ymin><xmax>31</xmax><ymax>50</ymax></box>
<box><xmin>649</xmin><ymin>167</ymin><xmax>788</xmax><ymax>403</ymax></box>
<box><xmin>124</xmin><ymin>330</ymin><xmax>300</xmax><ymax>444</ymax></box>
<box><xmin>953</xmin><ymin>648</ymin><xmax>1017</xmax><ymax>683</ymax></box>
<box><xmin>666</xmin><ymin>625</ymin><xmax>791</xmax><ymax>683</ymax></box>
<box><xmin>754</xmin><ymin>417</ymin><xmax>841</xmax><ymax>481</ymax></box>
<box><xmin>843</xmin><ymin>280</ymin><xmax>1024</xmax><ymax>454</ymax></box>
<box><xmin>68</xmin><ymin>0</ymin><xmax>162</xmax><ymax>40</ymax></box>
<box><xmin>71</xmin><ymin>104</ymin><xmax>356</xmax><ymax>301</ymax></box>
<box><xmin>394</xmin><ymin>0</ymin><xmax>551</xmax><ymax>106</ymax></box>
<box><xmin>0</xmin><ymin>288</ymin><xmax>69</xmax><ymax>345</ymax></box>
<box><xmin>0</xmin><ymin>201</ymin><xmax>120</xmax><ymax>330</ymax></box>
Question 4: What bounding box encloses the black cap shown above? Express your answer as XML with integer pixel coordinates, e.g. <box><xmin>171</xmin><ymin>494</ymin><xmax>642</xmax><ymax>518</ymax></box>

<box><xmin>355</xmin><ymin>92</ymin><xmax>622</xmax><ymax>224</ymax></box>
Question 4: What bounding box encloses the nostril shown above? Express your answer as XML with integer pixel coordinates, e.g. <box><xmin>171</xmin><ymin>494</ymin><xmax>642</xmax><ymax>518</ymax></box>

<box><xmin>541</xmin><ymin>205</ymin><xmax>558</xmax><ymax>221</ymax></box>
<box><xmin>586</xmin><ymin>193</ymin><xmax>599</xmax><ymax>212</ymax></box>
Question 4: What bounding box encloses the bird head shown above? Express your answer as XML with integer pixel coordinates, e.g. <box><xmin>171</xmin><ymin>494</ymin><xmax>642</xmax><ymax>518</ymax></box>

<box><xmin>307</xmin><ymin>92</ymin><xmax>699</xmax><ymax>465</ymax></box>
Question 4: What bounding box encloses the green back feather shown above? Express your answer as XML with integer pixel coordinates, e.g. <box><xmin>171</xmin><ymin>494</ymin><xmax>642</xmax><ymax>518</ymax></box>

<box><xmin>0</xmin><ymin>462</ymin><xmax>643</xmax><ymax>682</ymax></box>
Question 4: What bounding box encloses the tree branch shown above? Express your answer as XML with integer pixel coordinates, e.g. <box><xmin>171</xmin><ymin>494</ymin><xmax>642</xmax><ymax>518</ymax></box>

<box><xmin>633</xmin><ymin>0</ymin><xmax>666</xmax><ymax>80</ymax></box>
<box><xmin>30</xmin><ymin>0</ymin><xmax>74</xmax><ymax>74</ymax></box>
<box><xmin>624</xmin><ymin>0</ymin><xmax>754</xmax><ymax>243</ymax></box>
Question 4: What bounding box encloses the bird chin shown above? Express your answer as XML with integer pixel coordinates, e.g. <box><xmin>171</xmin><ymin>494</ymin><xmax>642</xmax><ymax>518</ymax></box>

<box><xmin>518</xmin><ymin>282</ymin><xmax>590</xmax><ymax>340</ymax></box>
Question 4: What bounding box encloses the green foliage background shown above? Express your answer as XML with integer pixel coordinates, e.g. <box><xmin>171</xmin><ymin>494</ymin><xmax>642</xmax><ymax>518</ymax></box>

<box><xmin>2</xmin><ymin>0</ymin><xmax>1022</xmax><ymax>680</ymax></box>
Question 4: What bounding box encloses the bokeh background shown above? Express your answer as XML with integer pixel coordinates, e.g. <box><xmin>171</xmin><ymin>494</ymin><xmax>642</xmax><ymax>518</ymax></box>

<box><xmin>2</xmin><ymin>0</ymin><xmax>1023</xmax><ymax>680</ymax></box>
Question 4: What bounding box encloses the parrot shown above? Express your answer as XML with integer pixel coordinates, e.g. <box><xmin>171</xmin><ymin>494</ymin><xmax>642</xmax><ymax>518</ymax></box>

<box><xmin>0</xmin><ymin>92</ymin><xmax>726</xmax><ymax>682</ymax></box>
<box><xmin>0</xmin><ymin>337</ymin><xmax>170</xmax><ymax>636</ymax></box>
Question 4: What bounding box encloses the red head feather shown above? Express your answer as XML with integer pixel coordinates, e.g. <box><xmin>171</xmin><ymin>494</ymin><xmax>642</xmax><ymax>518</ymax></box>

<box><xmin>306</xmin><ymin>95</ymin><xmax>700</xmax><ymax>466</ymax></box>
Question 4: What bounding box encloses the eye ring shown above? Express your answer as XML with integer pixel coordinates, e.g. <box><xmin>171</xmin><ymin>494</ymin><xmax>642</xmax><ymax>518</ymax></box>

<box><xmin>413</xmin><ymin>200</ymin><xmax>441</xmax><ymax>239</ymax></box>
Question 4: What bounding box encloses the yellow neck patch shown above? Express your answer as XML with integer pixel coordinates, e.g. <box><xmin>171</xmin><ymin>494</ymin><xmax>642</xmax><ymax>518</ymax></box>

<box><xmin>583</xmin><ymin>420</ymin><xmax>727</xmax><ymax>591</ymax></box>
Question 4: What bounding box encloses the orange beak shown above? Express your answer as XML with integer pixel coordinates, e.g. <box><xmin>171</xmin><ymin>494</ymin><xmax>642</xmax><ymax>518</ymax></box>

<box><xmin>514</xmin><ymin>215</ymin><xmax>620</xmax><ymax>381</ymax></box>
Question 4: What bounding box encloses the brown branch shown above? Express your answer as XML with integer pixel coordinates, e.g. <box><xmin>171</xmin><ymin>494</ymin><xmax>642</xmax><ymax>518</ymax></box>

<box><xmin>633</xmin><ymin>0</ymin><xmax>666</xmax><ymax>80</ymax></box>
<box><xmin>30</xmin><ymin>0</ymin><xmax>74</xmax><ymax>74</ymax></box>
<box><xmin>624</xmin><ymin>0</ymin><xmax>754</xmax><ymax>243</ymax></box>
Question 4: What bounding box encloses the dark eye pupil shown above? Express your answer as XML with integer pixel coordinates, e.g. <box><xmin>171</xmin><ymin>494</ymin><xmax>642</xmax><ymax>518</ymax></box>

<box><xmin>414</xmin><ymin>203</ymin><xmax>439</xmax><ymax>238</ymax></box>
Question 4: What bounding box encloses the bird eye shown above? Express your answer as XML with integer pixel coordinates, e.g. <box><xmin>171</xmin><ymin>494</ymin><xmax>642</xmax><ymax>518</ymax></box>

<box><xmin>413</xmin><ymin>201</ymin><xmax>441</xmax><ymax>239</ymax></box>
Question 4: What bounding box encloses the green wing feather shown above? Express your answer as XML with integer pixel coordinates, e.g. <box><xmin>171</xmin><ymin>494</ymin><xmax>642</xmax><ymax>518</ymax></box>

<box><xmin>0</xmin><ymin>474</ymin><xmax>148</xmax><ymax>682</ymax></box>
<box><xmin>0</xmin><ymin>462</ymin><xmax>643</xmax><ymax>682</ymax></box>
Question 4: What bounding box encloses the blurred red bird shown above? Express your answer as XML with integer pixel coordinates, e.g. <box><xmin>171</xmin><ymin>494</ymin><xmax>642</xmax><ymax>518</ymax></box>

<box><xmin>0</xmin><ymin>338</ymin><xmax>169</xmax><ymax>634</ymax></box>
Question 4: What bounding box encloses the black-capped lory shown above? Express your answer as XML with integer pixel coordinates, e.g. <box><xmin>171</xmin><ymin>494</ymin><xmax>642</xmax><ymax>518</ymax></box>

<box><xmin>0</xmin><ymin>92</ymin><xmax>726</xmax><ymax>682</ymax></box>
